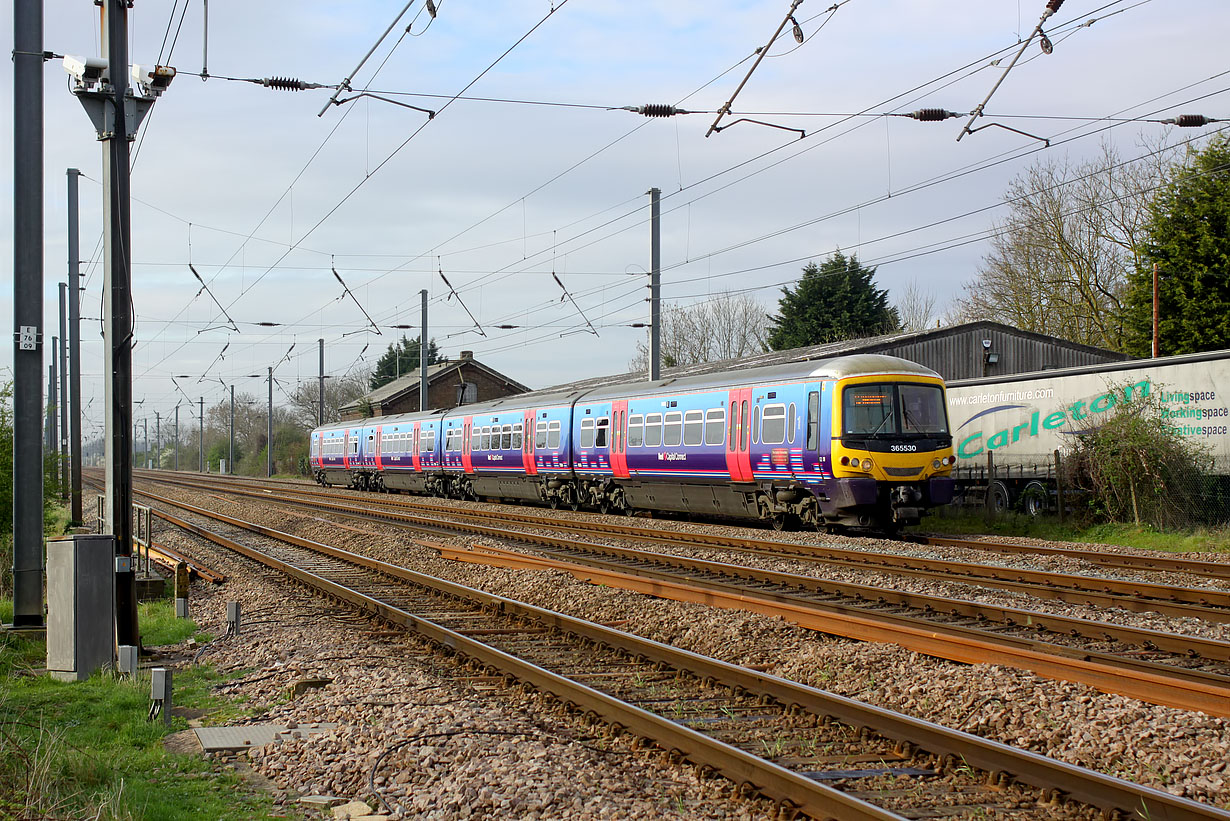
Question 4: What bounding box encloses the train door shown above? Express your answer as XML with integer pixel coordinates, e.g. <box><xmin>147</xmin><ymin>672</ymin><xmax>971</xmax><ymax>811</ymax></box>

<box><xmin>343</xmin><ymin>429</ymin><xmax>351</xmax><ymax>470</ymax></box>
<box><xmin>522</xmin><ymin>409</ymin><xmax>538</xmax><ymax>475</ymax></box>
<box><xmin>610</xmin><ymin>399</ymin><xmax>630</xmax><ymax>478</ymax></box>
<box><xmin>725</xmin><ymin>388</ymin><xmax>753</xmax><ymax>482</ymax></box>
<box><xmin>411</xmin><ymin>422</ymin><xmax>422</xmax><ymax>472</ymax></box>
<box><xmin>462</xmin><ymin>415</ymin><xmax>474</xmax><ymax>473</ymax></box>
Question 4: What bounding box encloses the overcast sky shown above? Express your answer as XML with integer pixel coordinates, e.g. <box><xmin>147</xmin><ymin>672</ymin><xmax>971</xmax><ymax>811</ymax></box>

<box><xmin>2</xmin><ymin>0</ymin><xmax>1228</xmax><ymax>440</ymax></box>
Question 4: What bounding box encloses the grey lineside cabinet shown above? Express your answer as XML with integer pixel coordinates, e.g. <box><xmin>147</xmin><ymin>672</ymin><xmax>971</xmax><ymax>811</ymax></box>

<box><xmin>47</xmin><ymin>534</ymin><xmax>116</xmax><ymax>681</ymax></box>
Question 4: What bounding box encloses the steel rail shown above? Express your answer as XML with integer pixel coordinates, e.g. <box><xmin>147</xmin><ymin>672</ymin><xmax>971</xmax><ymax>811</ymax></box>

<box><xmin>136</xmin><ymin>470</ymin><xmax>1230</xmax><ymax>583</ymax></box>
<box><xmin>139</xmin><ymin>479</ymin><xmax>1230</xmax><ymax>709</ymax></box>
<box><xmin>137</xmin><ymin>490</ymin><xmax>1230</xmax><ymax>821</ymax></box>
<box><xmin>141</xmin><ymin>474</ymin><xmax>1230</xmax><ymax>623</ymax></box>
<box><xmin>915</xmin><ymin>534</ymin><xmax>1230</xmax><ymax>584</ymax></box>
<box><xmin>436</xmin><ymin>542</ymin><xmax>1230</xmax><ymax>717</ymax></box>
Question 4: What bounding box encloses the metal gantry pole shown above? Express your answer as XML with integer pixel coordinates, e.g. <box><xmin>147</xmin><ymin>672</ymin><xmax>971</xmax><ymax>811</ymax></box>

<box><xmin>229</xmin><ymin>385</ymin><xmax>234</xmax><ymax>475</ymax></box>
<box><xmin>67</xmin><ymin>168</ymin><xmax>83</xmax><ymax>523</ymax></box>
<box><xmin>267</xmin><ymin>366</ymin><xmax>273</xmax><ymax>477</ymax></box>
<box><xmin>143</xmin><ymin>418</ymin><xmax>148</xmax><ymax>469</ymax></box>
<box><xmin>174</xmin><ymin>405</ymin><xmax>179</xmax><ymax>470</ymax></box>
<box><xmin>420</xmin><ymin>289</ymin><xmax>428</xmax><ymax>411</ymax></box>
<box><xmin>46</xmin><ymin>363</ymin><xmax>56</xmax><ymax>454</ymax></box>
<box><xmin>154</xmin><ymin>411</ymin><xmax>160</xmax><ymax>469</ymax></box>
<box><xmin>11</xmin><ymin>0</ymin><xmax>46</xmax><ymax>628</ymax></box>
<box><xmin>58</xmin><ymin>284</ymin><xmax>68</xmax><ymax>498</ymax></box>
<box><xmin>318</xmin><ymin>338</ymin><xmax>325</xmax><ymax>426</ymax></box>
<box><xmin>648</xmin><ymin>187</ymin><xmax>661</xmax><ymax>382</ymax></box>
<box><xmin>100</xmin><ymin>0</ymin><xmax>138</xmax><ymax>647</ymax></box>
<box><xmin>198</xmin><ymin>396</ymin><xmax>204</xmax><ymax>472</ymax></box>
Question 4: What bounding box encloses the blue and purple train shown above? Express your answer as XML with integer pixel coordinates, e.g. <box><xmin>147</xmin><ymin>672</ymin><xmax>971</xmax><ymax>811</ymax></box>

<box><xmin>310</xmin><ymin>354</ymin><xmax>956</xmax><ymax>531</ymax></box>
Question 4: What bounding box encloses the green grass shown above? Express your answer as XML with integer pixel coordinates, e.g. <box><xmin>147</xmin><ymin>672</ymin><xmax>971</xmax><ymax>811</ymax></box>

<box><xmin>1</xmin><ymin>597</ymin><xmax>302</xmax><ymax>821</ymax></box>
<box><xmin>915</xmin><ymin>510</ymin><xmax>1230</xmax><ymax>554</ymax></box>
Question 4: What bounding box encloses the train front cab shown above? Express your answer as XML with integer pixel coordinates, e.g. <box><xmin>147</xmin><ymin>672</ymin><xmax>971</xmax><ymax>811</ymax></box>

<box><xmin>823</xmin><ymin>372</ymin><xmax>955</xmax><ymax>529</ymax></box>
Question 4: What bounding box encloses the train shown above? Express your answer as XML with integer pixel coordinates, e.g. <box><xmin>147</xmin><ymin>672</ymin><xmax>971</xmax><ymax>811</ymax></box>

<box><xmin>309</xmin><ymin>353</ymin><xmax>957</xmax><ymax>531</ymax></box>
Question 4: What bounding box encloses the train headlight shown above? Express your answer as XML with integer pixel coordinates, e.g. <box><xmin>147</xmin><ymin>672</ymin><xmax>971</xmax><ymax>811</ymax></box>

<box><xmin>861</xmin><ymin>458</ymin><xmax>874</xmax><ymax>471</ymax></box>
<box><xmin>932</xmin><ymin>458</ymin><xmax>942</xmax><ymax>469</ymax></box>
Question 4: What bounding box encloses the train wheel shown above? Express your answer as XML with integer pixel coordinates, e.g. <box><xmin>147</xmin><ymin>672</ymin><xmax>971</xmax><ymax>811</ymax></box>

<box><xmin>549</xmin><ymin>497</ymin><xmax>560</xmax><ymax>510</ymax></box>
<box><xmin>598</xmin><ymin>500</ymin><xmax>611</xmax><ymax>515</ymax></box>
<box><xmin>770</xmin><ymin>513</ymin><xmax>788</xmax><ymax>531</ymax></box>
<box><xmin>569</xmin><ymin>501</ymin><xmax>581</xmax><ymax>512</ymax></box>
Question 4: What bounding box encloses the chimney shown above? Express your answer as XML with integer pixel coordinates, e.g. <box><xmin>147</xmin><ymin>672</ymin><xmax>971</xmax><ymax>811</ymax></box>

<box><xmin>460</xmin><ymin>350</ymin><xmax>473</xmax><ymax>360</ymax></box>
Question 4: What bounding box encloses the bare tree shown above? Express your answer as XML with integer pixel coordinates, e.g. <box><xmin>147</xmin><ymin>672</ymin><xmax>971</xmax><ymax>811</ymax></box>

<box><xmin>956</xmin><ymin>140</ymin><xmax>1174</xmax><ymax>351</ymax></box>
<box><xmin>287</xmin><ymin>368</ymin><xmax>370</xmax><ymax>428</ymax></box>
<box><xmin>629</xmin><ymin>292</ymin><xmax>770</xmax><ymax>371</ymax></box>
<box><xmin>893</xmin><ymin>279</ymin><xmax>939</xmax><ymax>332</ymax></box>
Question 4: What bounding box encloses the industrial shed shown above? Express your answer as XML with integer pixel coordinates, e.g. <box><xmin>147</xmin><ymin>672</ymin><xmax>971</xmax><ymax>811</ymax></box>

<box><xmin>551</xmin><ymin>321</ymin><xmax>1129</xmax><ymax>392</ymax></box>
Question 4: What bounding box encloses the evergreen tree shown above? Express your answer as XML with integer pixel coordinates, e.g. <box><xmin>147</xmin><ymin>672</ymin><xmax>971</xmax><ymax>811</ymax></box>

<box><xmin>767</xmin><ymin>251</ymin><xmax>900</xmax><ymax>350</ymax></box>
<box><xmin>1122</xmin><ymin>136</ymin><xmax>1230</xmax><ymax>356</ymax></box>
<box><xmin>369</xmin><ymin>335</ymin><xmax>442</xmax><ymax>390</ymax></box>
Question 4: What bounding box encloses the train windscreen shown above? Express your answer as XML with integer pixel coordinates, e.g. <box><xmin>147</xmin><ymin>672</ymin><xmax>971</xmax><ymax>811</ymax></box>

<box><xmin>843</xmin><ymin>383</ymin><xmax>947</xmax><ymax>437</ymax></box>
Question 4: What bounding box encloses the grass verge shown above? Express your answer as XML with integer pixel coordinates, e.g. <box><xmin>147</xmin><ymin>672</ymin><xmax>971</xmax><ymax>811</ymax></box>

<box><xmin>916</xmin><ymin>509</ymin><xmax>1230</xmax><ymax>554</ymax></box>
<box><xmin>1</xmin><ymin>596</ymin><xmax>300</xmax><ymax>820</ymax></box>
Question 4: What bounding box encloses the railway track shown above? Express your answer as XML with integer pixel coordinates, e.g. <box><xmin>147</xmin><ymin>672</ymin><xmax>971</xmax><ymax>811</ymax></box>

<box><xmin>151</xmin><ymin>471</ymin><xmax>1230</xmax><ymax>585</ymax></box>
<box><xmin>134</xmin><ymin>480</ymin><xmax>1230</xmax><ymax>716</ymax></box>
<box><xmin>137</xmin><ymin>472</ymin><xmax>1230</xmax><ymax>621</ymax></box>
<box><xmin>137</xmin><ymin>487</ymin><xmax>1230</xmax><ymax>821</ymax></box>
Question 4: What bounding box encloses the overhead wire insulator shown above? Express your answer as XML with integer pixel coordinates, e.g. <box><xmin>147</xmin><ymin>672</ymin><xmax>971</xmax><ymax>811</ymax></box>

<box><xmin>1163</xmin><ymin>114</ymin><xmax>1217</xmax><ymax>127</ymax></box>
<box><xmin>789</xmin><ymin>15</ymin><xmax>804</xmax><ymax>44</ymax></box>
<box><xmin>262</xmin><ymin>76</ymin><xmax>317</xmax><ymax>91</ymax></box>
<box><xmin>628</xmin><ymin>104</ymin><xmax>690</xmax><ymax>118</ymax></box>
<box><xmin>906</xmin><ymin>108</ymin><xmax>961</xmax><ymax>121</ymax></box>
<box><xmin>425</xmin><ymin>0</ymin><xmax>437</xmax><ymax>18</ymax></box>
<box><xmin>1043</xmin><ymin>0</ymin><xmax>1065</xmax><ymax>16</ymax></box>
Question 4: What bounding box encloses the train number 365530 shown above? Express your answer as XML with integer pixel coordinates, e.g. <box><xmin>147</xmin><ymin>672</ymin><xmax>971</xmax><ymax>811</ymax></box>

<box><xmin>890</xmin><ymin>444</ymin><xmax>918</xmax><ymax>452</ymax></box>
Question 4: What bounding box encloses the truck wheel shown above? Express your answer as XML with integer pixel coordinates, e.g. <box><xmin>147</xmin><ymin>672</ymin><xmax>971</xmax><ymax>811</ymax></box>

<box><xmin>988</xmin><ymin>480</ymin><xmax>1011</xmax><ymax>514</ymax></box>
<box><xmin>1021</xmin><ymin>481</ymin><xmax>1048</xmax><ymax>516</ymax></box>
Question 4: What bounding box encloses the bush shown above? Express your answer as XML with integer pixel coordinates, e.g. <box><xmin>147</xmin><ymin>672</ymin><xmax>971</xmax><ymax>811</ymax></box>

<box><xmin>1063</xmin><ymin>384</ymin><xmax>1214</xmax><ymax>529</ymax></box>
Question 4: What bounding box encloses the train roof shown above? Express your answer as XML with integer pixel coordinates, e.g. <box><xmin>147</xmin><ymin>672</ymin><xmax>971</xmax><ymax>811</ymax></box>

<box><xmin>316</xmin><ymin>354</ymin><xmax>941</xmax><ymax>432</ymax></box>
<box><xmin>576</xmin><ymin>354</ymin><xmax>941</xmax><ymax>402</ymax></box>
<box><xmin>442</xmin><ymin>354</ymin><xmax>940</xmax><ymax>417</ymax></box>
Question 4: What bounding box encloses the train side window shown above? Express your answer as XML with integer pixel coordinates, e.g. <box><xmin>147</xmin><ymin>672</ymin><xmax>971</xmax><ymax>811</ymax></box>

<box><xmin>761</xmin><ymin>403</ymin><xmax>786</xmax><ymax>445</ymax></box>
<box><xmin>535</xmin><ymin>421</ymin><xmax>548</xmax><ymax>449</ymax></box>
<box><xmin>580</xmin><ymin>418</ymin><xmax>595</xmax><ymax>449</ymax></box>
<box><xmin>627</xmin><ymin>414</ymin><xmax>644</xmax><ymax>448</ymax></box>
<box><xmin>512</xmin><ymin>423</ymin><xmax>523</xmax><ymax>450</ymax></box>
<box><xmin>728</xmin><ymin>403</ymin><xmax>736</xmax><ymax>452</ymax></box>
<box><xmin>351</xmin><ymin>439</ymin><xmax>359</xmax><ymax>454</ymax></box>
<box><xmin>547</xmin><ymin>420</ymin><xmax>562</xmax><ymax>450</ymax></box>
<box><xmin>787</xmin><ymin>403</ymin><xmax>797</xmax><ymax>444</ymax></box>
<box><xmin>705</xmin><ymin>408</ymin><xmax>725</xmax><ymax>446</ymax></box>
<box><xmin>644</xmin><ymin>413</ymin><xmax>662</xmax><ymax>447</ymax></box>
<box><xmin>595</xmin><ymin>416</ymin><xmax>609</xmax><ymax>448</ymax></box>
<box><xmin>663</xmin><ymin>411</ymin><xmax>682</xmax><ymax>447</ymax></box>
<box><xmin>740</xmin><ymin>400</ymin><xmax>749</xmax><ymax>450</ymax></box>
<box><xmin>427</xmin><ymin>430</ymin><xmax>436</xmax><ymax>454</ymax></box>
<box><xmin>501</xmin><ymin>425</ymin><xmax>513</xmax><ymax>450</ymax></box>
<box><xmin>806</xmin><ymin>391</ymin><xmax>820</xmax><ymax>450</ymax></box>
<box><xmin>752</xmin><ymin>405</ymin><xmax>761</xmax><ymax>445</ymax></box>
<box><xmin>683</xmin><ymin>410</ymin><xmax>703</xmax><ymax>446</ymax></box>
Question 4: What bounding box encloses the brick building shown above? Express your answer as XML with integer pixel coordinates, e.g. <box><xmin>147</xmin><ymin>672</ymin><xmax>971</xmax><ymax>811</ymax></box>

<box><xmin>339</xmin><ymin>351</ymin><xmax>529</xmax><ymax>421</ymax></box>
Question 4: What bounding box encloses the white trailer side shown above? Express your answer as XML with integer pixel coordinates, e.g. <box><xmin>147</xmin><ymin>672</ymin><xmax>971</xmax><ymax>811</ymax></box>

<box><xmin>944</xmin><ymin>349</ymin><xmax>1230</xmax><ymax>511</ymax></box>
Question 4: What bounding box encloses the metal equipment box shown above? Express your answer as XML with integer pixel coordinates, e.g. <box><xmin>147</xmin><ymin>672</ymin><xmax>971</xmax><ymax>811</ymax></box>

<box><xmin>47</xmin><ymin>534</ymin><xmax>116</xmax><ymax>682</ymax></box>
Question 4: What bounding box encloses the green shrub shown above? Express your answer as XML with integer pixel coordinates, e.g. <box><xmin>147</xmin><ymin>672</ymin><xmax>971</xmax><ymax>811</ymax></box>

<box><xmin>1063</xmin><ymin>383</ymin><xmax>1214</xmax><ymax>529</ymax></box>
